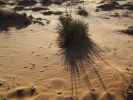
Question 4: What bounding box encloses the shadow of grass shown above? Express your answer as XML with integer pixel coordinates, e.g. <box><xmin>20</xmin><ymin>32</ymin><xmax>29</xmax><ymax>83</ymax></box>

<box><xmin>57</xmin><ymin>15</ymin><xmax>129</xmax><ymax>100</ymax></box>
<box><xmin>57</xmin><ymin>15</ymin><xmax>107</xmax><ymax>98</ymax></box>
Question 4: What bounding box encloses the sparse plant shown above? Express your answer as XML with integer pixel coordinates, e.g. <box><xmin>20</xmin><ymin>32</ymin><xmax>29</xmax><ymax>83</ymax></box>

<box><xmin>41</xmin><ymin>0</ymin><xmax>51</xmax><ymax>6</ymax></box>
<box><xmin>57</xmin><ymin>15</ymin><xmax>105</xmax><ymax>96</ymax></box>
<box><xmin>77</xmin><ymin>7</ymin><xmax>88</xmax><ymax>17</ymax></box>
<box><xmin>57</xmin><ymin>15</ymin><xmax>89</xmax><ymax>48</ymax></box>
<box><xmin>57</xmin><ymin>16</ymin><xmax>91</xmax><ymax>68</ymax></box>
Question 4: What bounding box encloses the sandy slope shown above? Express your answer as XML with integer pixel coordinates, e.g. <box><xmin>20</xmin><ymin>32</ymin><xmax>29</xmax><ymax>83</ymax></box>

<box><xmin>0</xmin><ymin>0</ymin><xmax>133</xmax><ymax>100</ymax></box>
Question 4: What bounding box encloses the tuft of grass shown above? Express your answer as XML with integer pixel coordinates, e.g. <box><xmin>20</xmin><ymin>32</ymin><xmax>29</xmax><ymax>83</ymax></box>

<box><xmin>124</xmin><ymin>26</ymin><xmax>133</xmax><ymax>35</ymax></box>
<box><xmin>119</xmin><ymin>26</ymin><xmax>133</xmax><ymax>36</ymax></box>
<box><xmin>57</xmin><ymin>15</ymin><xmax>88</xmax><ymax>50</ymax></box>
<box><xmin>57</xmin><ymin>15</ymin><xmax>128</xmax><ymax>98</ymax></box>
<box><xmin>57</xmin><ymin>15</ymin><xmax>107</xmax><ymax>97</ymax></box>
<box><xmin>41</xmin><ymin>0</ymin><xmax>52</xmax><ymax>6</ymax></box>
<box><xmin>57</xmin><ymin>15</ymin><xmax>97</xmax><ymax>74</ymax></box>
<box><xmin>77</xmin><ymin>7</ymin><xmax>88</xmax><ymax>17</ymax></box>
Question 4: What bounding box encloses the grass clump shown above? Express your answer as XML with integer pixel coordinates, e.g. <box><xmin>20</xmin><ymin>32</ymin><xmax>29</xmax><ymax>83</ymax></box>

<box><xmin>57</xmin><ymin>15</ymin><xmax>89</xmax><ymax>51</ymax></box>
<box><xmin>57</xmin><ymin>15</ymin><xmax>97</xmax><ymax>74</ymax></box>
<box><xmin>77</xmin><ymin>7</ymin><xmax>88</xmax><ymax>17</ymax></box>
<box><xmin>57</xmin><ymin>15</ymin><xmax>89</xmax><ymax>47</ymax></box>
<box><xmin>57</xmin><ymin>15</ymin><xmax>107</xmax><ymax>97</ymax></box>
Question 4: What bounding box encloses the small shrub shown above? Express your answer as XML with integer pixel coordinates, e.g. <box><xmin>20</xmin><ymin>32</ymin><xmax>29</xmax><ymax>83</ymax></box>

<box><xmin>57</xmin><ymin>15</ymin><xmax>105</xmax><ymax>97</ymax></box>
<box><xmin>77</xmin><ymin>7</ymin><xmax>88</xmax><ymax>17</ymax></box>
<box><xmin>125</xmin><ymin>26</ymin><xmax>133</xmax><ymax>35</ymax></box>
<box><xmin>41</xmin><ymin>0</ymin><xmax>52</xmax><ymax>6</ymax></box>
<box><xmin>57</xmin><ymin>15</ymin><xmax>89</xmax><ymax>52</ymax></box>
<box><xmin>121</xmin><ymin>26</ymin><xmax>133</xmax><ymax>35</ymax></box>
<box><xmin>57</xmin><ymin>15</ymin><xmax>98</xmax><ymax>73</ymax></box>
<box><xmin>17</xmin><ymin>0</ymin><xmax>37</xmax><ymax>6</ymax></box>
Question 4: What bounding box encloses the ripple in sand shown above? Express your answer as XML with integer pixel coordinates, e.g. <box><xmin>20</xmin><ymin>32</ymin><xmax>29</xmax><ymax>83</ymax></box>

<box><xmin>7</xmin><ymin>86</ymin><xmax>37</xmax><ymax>98</ymax></box>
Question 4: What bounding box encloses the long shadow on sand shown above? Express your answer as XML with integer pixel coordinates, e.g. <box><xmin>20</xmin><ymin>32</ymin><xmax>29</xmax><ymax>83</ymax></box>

<box><xmin>57</xmin><ymin>15</ymin><xmax>130</xmax><ymax>99</ymax></box>
<box><xmin>57</xmin><ymin>16</ymin><xmax>107</xmax><ymax>98</ymax></box>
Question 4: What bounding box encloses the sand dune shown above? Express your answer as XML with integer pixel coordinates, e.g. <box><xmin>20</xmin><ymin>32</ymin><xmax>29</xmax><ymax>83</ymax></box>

<box><xmin>0</xmin><ymin>0</ymin><xmax>133</xmax><ymax>100</ymax></box>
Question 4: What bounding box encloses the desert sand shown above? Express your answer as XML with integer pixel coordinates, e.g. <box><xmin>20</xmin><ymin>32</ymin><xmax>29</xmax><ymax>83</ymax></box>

<box><xmin>0</xmin><ymin>0</ymin><xmax>133</xmax><ymax>100</ymax></box>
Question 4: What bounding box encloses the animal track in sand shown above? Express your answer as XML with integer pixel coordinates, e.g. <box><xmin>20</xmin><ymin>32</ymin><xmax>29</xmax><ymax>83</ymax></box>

<box><xmin>0</xmin><ymin>95</ymin><xmax>7</xmax><ymax>100</ymax></box>
<box><xmin>98</xmin><ymin>92</ymin><xmax>124</xmax><ymax>100</ymax></box>
<box><xmin>55</xmin><ymin>95</ymin><xmax>78</xmax><ymax>100</ymax></box>
<box><xmin>0</xmin><ymin>79</ymin><xmax>10</xmax><ymax>91</ymax></box>
<box><xmin>48</xmin><ymin>78</ymin><xmax>67</xmax><ymax>90</ymax></box>
<box><xmin>81</xmin><ymin>91</ymin><xmax>98</xmax><ymax>100</ymax></box>
<box><xmin>7</xmin><ymin>86</ymin><xmax>37</xmax><ymax>98</ymax></box>
<box><xmin>33</xmin><ymin>93</ymin><xmax>53</xmax><ymax>100</ymax></box>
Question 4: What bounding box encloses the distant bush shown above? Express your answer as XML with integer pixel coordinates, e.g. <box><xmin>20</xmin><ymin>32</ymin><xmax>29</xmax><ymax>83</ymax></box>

<box><xmin>41</xmin><ymin>0</ymin><xmax>51</xmax><ymax>6</ymax></box>
<box><xmin>57</xmin><ymin>15</ymin><xmax>97</xmax><ymax>70</ymax></box>
<box><xmin>0</xmin><ymin>10</ymin><xmax>31</xmax><ymax>31</ymax></box>
<box><xmin>17</xmin><ymin>0</ymin><xmax>37</xmax><ymax>6</ymax></box>
<box><xmin>57</xmin><ymin>15</ymin><xmax>105</xmax><ymax>96</ymax></box>
<box><xmin>121</xmin><ymin>26</ymin><xmax>133</xmax><ymax>35</ymax></box>
<box><xmin>77</xmin><ymin>7</ymin><xmax>88</xmax><ymax>17</ymax></box>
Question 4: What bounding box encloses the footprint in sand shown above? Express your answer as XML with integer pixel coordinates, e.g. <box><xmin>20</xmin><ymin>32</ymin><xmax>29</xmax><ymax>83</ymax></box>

<box><xmin>99</xmin><ymin>92</ymin><xmax>124</xmax><ymax>100</ymax></box>
<box><xmin>34</xmin><ymin>93</ymin><xmax>53</xmax><ymax>100</ymax></box>
<box><xmin>55</xmin><ymin>96</ymin><xmax>78</xmax><ymax>100</ymax></box>
<box><xmin>0</xmin><ymin>79</ymin><xmax>10</xmax><ymax>91</ymax></box>
<box><xmin>0</xmin><ymin>91</ymin><xmax>7</xmax><ymax>100</ymax></box>
<box><xmin>0</xmin><ymin>95</ymin><xmax>7</xmax><ymax>100</ymax></box>
<box><xmin>81</xmin><ymin>91</ymin><xmax>98</xmax><ymax>100</ymax></box>
<box><xmin>7</xmin><ymin>86</ymin><xmax>37</xmax><ymax>99</ymax></box>
<box><xmin>48</xmin><ymin>78</ymin><xmax>67</xmax><ymax>90</ymax></box>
